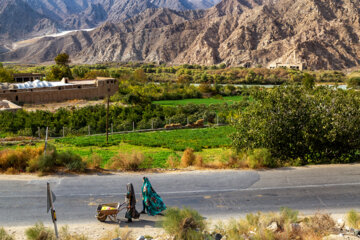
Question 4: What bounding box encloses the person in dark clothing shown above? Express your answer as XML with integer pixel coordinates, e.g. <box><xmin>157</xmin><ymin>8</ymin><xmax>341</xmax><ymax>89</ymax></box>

<box><xmin>125</xmin><ymin>183</ymin><xmax>140</xmax><ymax>222</ymax></box>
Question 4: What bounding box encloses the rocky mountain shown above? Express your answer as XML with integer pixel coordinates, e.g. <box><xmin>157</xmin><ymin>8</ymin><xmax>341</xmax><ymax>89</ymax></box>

<box><xmin>0</xmin><ymin>0</ymin><xmax>219</xmax><ymax>45</ymax></box>
<box><xmin>0</xmin><ymin>0</ymin><xmax>58</xmax><ymax>42</ymax></box>
<box><xmin>2</xmin><ymin>0</ymin><xmax>360</xmax><ymax>69</ymax></box>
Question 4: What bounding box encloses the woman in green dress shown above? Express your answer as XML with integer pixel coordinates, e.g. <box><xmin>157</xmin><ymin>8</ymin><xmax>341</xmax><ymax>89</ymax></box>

<box><xmin>141</xmin><ymin>177</ymin><xmax>166</xmax><ymax>216</ymax></box>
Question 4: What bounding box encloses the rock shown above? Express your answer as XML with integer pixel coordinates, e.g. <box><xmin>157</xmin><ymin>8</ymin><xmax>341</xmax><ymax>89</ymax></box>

<box><xmin>136</xmin><ymin>236</ymin><xmax>145</xmax><ymax>240</ymax></box>
<box><xmin>266</xmin><ymin>222</ymin><xmax>279</xmax><ymax>232</ymax></box>
<box><xmin>214</xmin><ymin>233</ymin><xmax>222</xmax><ymax>240</ymax></box>
<box><xmin>354</xmin><ymin>230</ymin><xmax>360</xmax><ymax>236</ymax></box>
<box><xmin>336</xmin><ymin>219</ymin><xmax>346</xmax><ymax>230</ymax></box>
<box><xmin>323</xmin><ymin>233</ymin><xmax>360</xmax><ymax>240</ymax></box>
<box><xmin>112</xmin><ymin>238</ymin><xmax>121</xmax><ymax>240</ymax></box>
<box><xmin>291</xmin><ymin>223</ymin><xmax>301</xmax><ymax>232</ymax></box>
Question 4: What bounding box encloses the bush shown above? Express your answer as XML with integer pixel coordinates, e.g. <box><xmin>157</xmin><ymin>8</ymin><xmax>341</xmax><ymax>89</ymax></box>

<box><xmin>247</xmin><ymin>148</ymin><xmax>275</xmax><ymax>168</ymax></box>
<box><xmin>25</xmin><ymin>222</ymin><xmax>55</xmax><ymax>240</ymax></box>
<box><xmin>181</xmin><ymin>148</ymin><xmax>196</xmax><ymax>167</ymax></box>
<box><xmin>347</xmin><ymin>77</ymin><xmax>360</xmax><ymax>88</ymax></box>
<box><xmin>0</xmin><ymin>146</ymin><xmax>43</xmax><ymax>172</ymax></box>
<box><xmin>27</xmin><ymin>145</ymin><xmax>85</xmax><ymax>173</ymax></box>
<box><xmin>232</xmin><ymin>85</ymin><xmax>360</xmax><ymax>165</ymax></box>
<box><xmin>0</xmin><ymin>228</ymin><xmax>14</xmax><ymax>240</ymax></box>
<box><xmin>60</xmin><ymin>226</ymin><xmax>88</xmax><ymax>240</ymax></box>
<box><xmin>86</xmin><ymin>153</ymin><xmax>102</xmax><ymax>169</ymax></box>
<box><xmin>107</xmin><ymin>152</ymin><xmax>144</xmax><ymax>171</ymax></box>
<box><xmin>161</xmin><ymin>207</ymin><xmax>206</xmax><ymax>240</ymax></box>
<box><xmin>346</xmin><ymin>210</ymin><xmax>360</xmax><ymax>229</ymax></box>
<box><xmin>166</xmin><ymin>155</ymin><xmax>179</xmax><ymax>168</ymax></box>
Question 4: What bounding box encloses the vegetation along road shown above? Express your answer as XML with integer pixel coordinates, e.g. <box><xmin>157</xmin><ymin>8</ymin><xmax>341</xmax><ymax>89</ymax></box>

<box><xmin>1</xmin><ymin>164</ymin><xmax>360</xmax><ymax>226</ymax></box>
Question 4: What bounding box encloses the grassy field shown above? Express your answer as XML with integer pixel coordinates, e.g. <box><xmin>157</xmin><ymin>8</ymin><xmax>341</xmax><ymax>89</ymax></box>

<box><xmin>55</xmin><ymin>126</ymin><xmax>234</xmax><ymax>151</ymax></box>
<box><xmin>53</xmin><ymin>126</ymin><xmax>234</xmax><ymax>168</ymax></box>
<box><xmin>152</xmin><ymin>96</ymin><xmax>245</xmax><ymax>106</ymax></box>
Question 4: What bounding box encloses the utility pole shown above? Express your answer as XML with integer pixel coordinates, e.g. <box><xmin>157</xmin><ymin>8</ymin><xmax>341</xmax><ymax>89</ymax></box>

<box><xmin>106</xmin><ymin>96</ymin><xmax>110</xmax><ymax>144</ymax></box>
<box><xmin>44</xmin><ymin>127</ymin><xmax>49</xmax><ymax>155</ymax></box>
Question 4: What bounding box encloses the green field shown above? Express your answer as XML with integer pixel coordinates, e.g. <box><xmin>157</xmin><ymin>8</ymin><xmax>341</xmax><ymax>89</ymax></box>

<box><xmin>54</xmin><ymin>126</ymin><xmax>234</xmax><ymax>168</ymax></box>
<box><xmin>152</xmin><ymin>96</ymin><xmax>245</xmax><ymax>106</ymax></box>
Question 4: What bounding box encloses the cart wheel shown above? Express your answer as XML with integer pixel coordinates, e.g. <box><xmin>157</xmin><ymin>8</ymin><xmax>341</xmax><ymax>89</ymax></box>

<box><xmin>96</xmin><ymin>214</ymin><xmax>107</xmax><ymax>222</ymax></box>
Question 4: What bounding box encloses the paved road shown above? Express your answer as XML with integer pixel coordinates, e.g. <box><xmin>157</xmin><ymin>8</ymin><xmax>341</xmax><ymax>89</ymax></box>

<box><xmin>1</xmin><ymin>164</ymin><xmax>360</xmax><ymax>226</ymax></box>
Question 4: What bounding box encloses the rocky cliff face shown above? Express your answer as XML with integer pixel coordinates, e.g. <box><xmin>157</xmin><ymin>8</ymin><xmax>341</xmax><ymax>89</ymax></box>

<box><xmin>2</xmin><ymin>0</ymin><xmax>360</xmax><ymax>69</ymax></box>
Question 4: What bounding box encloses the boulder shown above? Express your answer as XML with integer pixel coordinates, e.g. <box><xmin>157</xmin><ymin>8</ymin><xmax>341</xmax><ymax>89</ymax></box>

<box><xmin>266</xmin><ymin>222</ymin><xmax>279</xmax><ymax>232</ymax></box>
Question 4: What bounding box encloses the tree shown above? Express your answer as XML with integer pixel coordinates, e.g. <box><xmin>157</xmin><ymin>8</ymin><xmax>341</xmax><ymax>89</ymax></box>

<box><xmin>347</xmin><ymin>77</ymin><xmax>360</xmax><ymax>89</ymax></box>
<box><xmin>0</xmin><ymin>66</ymin><xmax>13</xmax><ymax>83</ymax></box>
<box><xmin>54</xmin><ymin>53</ymin><xmax>70</xmax><ymax>66</ymax></box>
<box><xmin>47</xmin><ymin>65</ymin><xmax>72</xmax><ymax>80</ymax></box>
<box><xmin>302</xmin><ymin>73</ymin><xmax>315</xmax><ymax>90</ymax></box>
<box><xmin>231</xmin><ymin>85</ymin><xmax>360</xmax><ymax>165</ymax></box>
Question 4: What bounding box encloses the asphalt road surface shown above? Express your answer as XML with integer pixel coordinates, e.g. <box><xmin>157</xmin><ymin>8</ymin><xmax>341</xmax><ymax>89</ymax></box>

<box><xmin>1</xmin><ymin>164</ymin><xmax>360</xmax><ymax>226</ymax></box>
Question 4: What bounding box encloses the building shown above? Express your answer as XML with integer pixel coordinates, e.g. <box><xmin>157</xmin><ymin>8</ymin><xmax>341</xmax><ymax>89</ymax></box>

<box><xmin>269</xmin><ymin>63</ymin><xmax>305</xmax><ymax>71</ymax></box>
<box><xmin>0</xmin><ymin>77</ymin><xmax>119</xmax><ymax>104</ymax></box>
<box><xmin>13</xmin><ymin>73</ymin><xmax>45</xmax><ymax>83</ymax></box>
<box><xmin>0</xmin><ymin>100</ymin><xmax>22</xmax><ymax>112</ymax></box>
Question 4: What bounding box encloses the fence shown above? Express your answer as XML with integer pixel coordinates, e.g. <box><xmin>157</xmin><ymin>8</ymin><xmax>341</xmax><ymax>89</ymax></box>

<box><xmin>21</xmin><ymin>113</ymin><xmax>233</xmax><ymax>139</ymax></box>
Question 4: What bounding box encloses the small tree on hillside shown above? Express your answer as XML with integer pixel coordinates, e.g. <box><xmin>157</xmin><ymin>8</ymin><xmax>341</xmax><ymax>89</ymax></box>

<box><xmin>47</xmin><ymin>53</ymin><xmax>73</xmax><ymax>80</ymax></box>
<box><xmin>54</xmin><ymin>53</ymin><xmax>70</xmax><ymax>66</ymax></box>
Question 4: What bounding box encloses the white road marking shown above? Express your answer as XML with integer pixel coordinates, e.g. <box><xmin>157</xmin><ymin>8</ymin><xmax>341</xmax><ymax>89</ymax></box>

<box><xmin>1</xmin><ymin>182</ymin><xmax>360</xmax><ymax>198</ymax></box>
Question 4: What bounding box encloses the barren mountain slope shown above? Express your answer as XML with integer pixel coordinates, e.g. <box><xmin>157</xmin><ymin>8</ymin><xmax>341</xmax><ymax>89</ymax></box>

<box><xmin>2</xmin><ymin>0</ymin><xmax>360</xmax><ymax>69</ymax></box>
<box><xmin>0</xmin><ymin>0</ymin><xmax>58</xmax><ymax>42</ymax></box>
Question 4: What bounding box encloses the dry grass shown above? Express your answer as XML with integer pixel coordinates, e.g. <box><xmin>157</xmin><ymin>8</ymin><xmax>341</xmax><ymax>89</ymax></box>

<box><xmin>0</xmin><ymin>227</ymin><xmax>14</xmax><ymax>240</ymax></box>
<box><xmin>166</xmin><ymin>155</ymin><xmax>179</xmax><ymax>168</ymax></box>
<box><xmin>106</xmin><ymin>152</ymin><xmax>144</xmax><ymax>171</ymax></box>
<box><xmin>0</xmin><ymin>146</ymin><xmax>44</xmax><ymax>173</ymax></box>
<box><xmin>194</xmin><ymin>155</ymin><xmax>203</xmax><ymax>167</ymax></box>
<box><xmin>98</xmin><ymin>227</ymin><xmax>133</xmax><ymax>240</ymax></box>
<box><xmin>60</xmin><ymin>226</ymin><xmax>88</xmax><ymax>240</ymax></box>
<box><xmin>346</xmin><ymin>210</ymin><xmax>360</xmax><ymax>229</ymax></box>
<box><xmin>214</xmin><ymin>209</ymin><xmax>336</xmax><ymax>240</ymax></box>
<box><xmin>85</xmin><ymin>153</ymin><xmax>102</xmax><ymax>169</ymax></box>
<box><xmin>180</xmin><ymin>148</ymin><xmax>196</xmax><ymax>167</ymax></box>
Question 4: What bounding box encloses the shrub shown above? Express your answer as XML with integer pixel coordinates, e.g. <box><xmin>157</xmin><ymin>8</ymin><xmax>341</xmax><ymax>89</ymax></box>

<box><xmin>60</xmin><ymin>226</ymin><xmax>88</xmax><ymax>240</ymax></box>
<box><xmin>98</xmin><ymin>227</ymin><xmax>133</xmax><ymax>240</ymax></box>
<box><xmin>194</xmin><ymin>155</ymin><xmax>203</xmax><ymax>167</ymax></box>
<box><xmin>347</xmin><ymin>77</ymin><xmax>360</xmax><ymax>88</ymax></box>
<box><xmin>0</xmin><ymin>146</ymin><xmax>43</xmax><ymax>172</ymax></box>
<box><xmin>247</xmin><ymin>148</ymin><xmax>275</xmax><ymax>168</ymax></box>
<box><xmin>57</xmin><ymin>151</ymin><xmax>86</xmax><ymax>172</ymax></box>
<box><xmin>27</xmin><ymin>145</ymin><xmax>85</xmax><ymax>173</ymax></box>
<box><xmin>86</xmin><ymin>153</ymin><xmax>102</xmax><ymax>169</ymax></box>
<box><xmin>166</xmin><ymin>155</ymin><xmax>179</xmax><ymax>169</ymax></box>
<box><xmin>25</xmin><ymin>222</ymin><xmax>55</xmax><ymax>240</ymax></box>
<box><xmin>232</xmin><ymin>85</ymin><xmax>360</xmax><ymax>165</ymax></box>
<box><xmin>181</xmin><ymin>148</ymin><xmax>196</xmax><ymax>167</ymax></box>
<box><xmin>161</xmin><ymin>207</ymin><xmax>206</xmax><ymax>240</ymax></box>
<box><xmin>0</xmin><ymin>228</ymin><xmax>14</xmax><ymax>240</ymax></box>
<box><xmin>346</xmin><ymin>210</ymin><xmax>360</xmax><ymax>229</ymax></box>
<box><xmin>107</xmin><ymin>152</ymin><xmax>144</xmax><ymax>171</ymax></box>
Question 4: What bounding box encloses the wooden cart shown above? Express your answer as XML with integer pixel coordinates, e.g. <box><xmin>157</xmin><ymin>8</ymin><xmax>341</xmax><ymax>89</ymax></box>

<box><xmin>95</xmin><ymin>202</ymin><xmax>127</xmax><ymax>222</ymax></box>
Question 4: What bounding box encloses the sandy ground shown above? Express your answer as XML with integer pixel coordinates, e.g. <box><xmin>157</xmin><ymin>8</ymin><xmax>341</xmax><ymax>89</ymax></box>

<box><xmin>2</xmin><ymin>213</ymin><xmax>347</xmax><ymax>240</ymax></box>
<box><xmin>4</xmin><ymin>221</ymin><xmax>167</xmax><ymax>240</ymax></box>
<box><xmin>22</xmin><ymin>99</ymin><xmax>123</xmax><ymax>112</ymax></box>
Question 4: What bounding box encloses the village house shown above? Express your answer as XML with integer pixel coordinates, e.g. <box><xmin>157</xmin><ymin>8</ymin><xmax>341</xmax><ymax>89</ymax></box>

<box><xmin>0</xmin><ymin>77</ymin><xmax>119</xmax><ymax>104</ymax></box>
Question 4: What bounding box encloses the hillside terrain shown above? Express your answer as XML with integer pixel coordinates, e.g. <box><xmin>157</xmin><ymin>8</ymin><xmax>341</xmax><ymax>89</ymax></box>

<box><xmin>1</xmin><ymin>0</ymin><xmax>360</xmax><ymax>69</ymax></box>
<box><xmin>0</xmin><ymin>0</ymin><xmax>219</xmax><ymax>45</ymax></box>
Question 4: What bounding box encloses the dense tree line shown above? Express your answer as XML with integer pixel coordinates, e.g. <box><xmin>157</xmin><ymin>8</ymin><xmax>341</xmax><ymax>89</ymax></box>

<box><xmin>232</xmin><ymin>85</ymin><xmax>360</xmax><ymax>165</ymax></box>
<box><xmin>0</xmin><ymin>102</ymin><xmax>245</xmax><ymax>137</ymax></box>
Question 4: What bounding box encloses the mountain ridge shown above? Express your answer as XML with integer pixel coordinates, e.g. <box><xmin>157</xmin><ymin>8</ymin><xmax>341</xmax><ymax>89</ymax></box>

<box><xmin>1</xmin><ymin>0</ymin><xmax>360</xmax><ymax>69</ymax></box>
